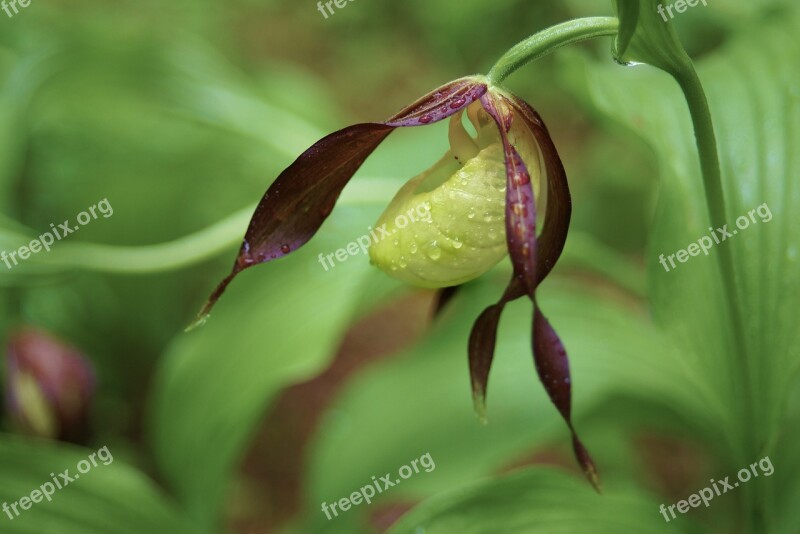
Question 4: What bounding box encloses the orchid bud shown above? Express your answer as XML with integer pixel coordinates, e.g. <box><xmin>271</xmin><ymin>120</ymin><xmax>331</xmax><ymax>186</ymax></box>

<box><xmin>369</xmin><ymin>101</ymin><xmax>542</xmax><ymax>288</ymax></box>
<box><xmin>5</xmin><ymin>328</ymin><xmax>95</xmax><ymax>442</ymax></box>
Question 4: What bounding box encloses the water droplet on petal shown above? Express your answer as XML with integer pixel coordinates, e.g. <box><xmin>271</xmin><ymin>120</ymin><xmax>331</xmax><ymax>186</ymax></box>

<box><xmin>452</xmin><ymin>239</ymin><xmax>463</xmax><ymax>249</ymax></box>
<box><xmin>409</xmin><ymin>242</ymin><xmax>418</xmax><ymax>254</ymax></box>
<box><xmin>425</xmin><ymin>242</ymin><xmax>442</xmax><ymax>260</ymax></box>
<box><xmin>467</xmin><ymin>208</ymin><xmax>476</xmax><ymax>219</ymax></box>
<box><xmin>488</xmin><ymin>229</ymin><xmax>498</xmax><ymax>240</ymax></box>
<box><xmin>280</xmin><ymin>244</ymin><xmax>291</xmax><ymax>254</ymax></box>
<box><xmin>419</xmin><ymin>115</ymin><xmax>433</xmax><ymax>124</ymax></box>
<box><xmin>483</xmin><ymin>212</ymin><xmax>493</xmax><ymax>222</ymax></box>
<box><xmin>449</xmin><ymin>96</ymin><xmax>466</xmax><ymax>109</ymax></box>
<box><xmin>393</xmin><ymin>238</ymin><xmax>399</xmax><ymax>246</ymax></box>
<box><xmin>399</xmin><ymin>256</ymin><xmax>407</xmax><ymax>268</ymax></box>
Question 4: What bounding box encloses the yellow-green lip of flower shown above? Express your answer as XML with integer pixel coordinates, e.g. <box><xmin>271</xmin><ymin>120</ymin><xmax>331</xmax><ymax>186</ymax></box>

<box><xmin>369</xmin><ymin>99</ymin><xmax>542</xmax><ymax>288</ymax></box>
<box><xmin>368</xmin><ymin>141</ymin><xmax>509</xmax><ymax>288</ymax></box>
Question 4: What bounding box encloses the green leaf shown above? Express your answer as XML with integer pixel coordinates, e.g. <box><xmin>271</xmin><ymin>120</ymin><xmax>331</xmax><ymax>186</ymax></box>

<box><xmin>302</xmin><ymin>276</ymin><xmax>719</xmax><ymax>531</ymax></box>
<box><xmin>578</xmin><ymin>7</ymin><xmax>800</xmax><ymax>527</ymax></box>
<box><xmin>612</xmin><ymin>0</ymin><xmax>693</xmax><ymax>76</ymax></box>
<box><xmin>387</xmin><ymin>467</ymin><xmax>696</xmax><ymax>534</ymax></box>
<box><xmin>147</xmin><ymin>210</ymin><xmax>386</xmax><ymax>528</ymax></box>
<box><xmin>147</xmin><ymin>123</ymin><xmax>456</xmax><ymax>529</ymax></box>
<box><xmin>0</xmin><ymin>435</ymin><xmax>196</xmax><ymax>534</ymax></box>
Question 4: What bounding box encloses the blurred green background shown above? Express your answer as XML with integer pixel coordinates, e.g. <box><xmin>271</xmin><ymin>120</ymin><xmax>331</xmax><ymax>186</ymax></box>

<box><xmin>1</xmin><ymin>0</ymin><xmax>798</xmax><ymax>532</ymax></box>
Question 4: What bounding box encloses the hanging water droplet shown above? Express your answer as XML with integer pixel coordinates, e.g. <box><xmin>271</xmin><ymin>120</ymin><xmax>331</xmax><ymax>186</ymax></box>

<box><xmin>409</xmin><ymin>242</ymin><xmax>418</xmax><ymax>254</ymax></box>
<box><xmin>612</xmin><ymin>55</ymin><xmax>643</xmax><ymax>67</ymax></box>
<box><xmin>425</xmin><ymin>242</ymin><xmax>442</xmax><ymax>260</ymax></box>
<box><xmin>467</xmin><ymin>207</ymin><xmax>476</xmax><ymax>219</ymax></box>
<box><xmin>452</xmin><ymin>238</ymin><xmax>463</xmax><ymax>249</ymax></box>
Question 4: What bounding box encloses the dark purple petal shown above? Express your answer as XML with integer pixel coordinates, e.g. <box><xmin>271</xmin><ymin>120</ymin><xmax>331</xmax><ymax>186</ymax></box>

<box><xmin>505</xmin><ymin>98</ymin><xmax>594</xmax><ymax>489</ymax></box>
<box><xmin>533</xmin><ymin>305</ymin><xmax>600</xmax><ymax>491</ymax></box>
<box><xmin>193</xmin><ymin>123</ymin><xmax>394</xmax><ymax>324</ymax></box>
<box><xmin>473</xmin><ymin>90</ymin><xmax>596</xmax><ymax>489</ymax></box>
<box><xmin>193</xmin><ymin>78</ymin><xmax>488</xmax><ymax>326</ymax></box>
<box><xmin>386</xmin><ymin>77</ymin><xmax>488</xmax><ymax>127</ymax></box>
<box><xmin>506</xmin><ymin>95</ymin><xmax>572</xmax><ymax>283</ymax></box>
<box><xmin>479</xmin><ymin>92</ymin><xmax>538</xmax><ymax>296</ymax></box>
<box><xmin>431</xmin><ymin>286</ymin><xmax>460</xmax><ymax>319</ymax></box>
<box><xmin>467</xmin><ymin>276</ymin><xmax>524</xmax><ymax>421</ymax></box>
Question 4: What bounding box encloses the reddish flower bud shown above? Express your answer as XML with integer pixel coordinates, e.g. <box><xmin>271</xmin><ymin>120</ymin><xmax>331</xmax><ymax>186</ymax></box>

<box><xmin>5</xmin><ymin>328</ymin><xmax>95</xmax><ymax>442</ymax></box>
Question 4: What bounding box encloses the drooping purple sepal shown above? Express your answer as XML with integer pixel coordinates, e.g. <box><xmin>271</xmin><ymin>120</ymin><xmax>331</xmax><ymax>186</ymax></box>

<box><xmin>507</xmin><ymin>94</ymin><xmax>571</xmax><ymax>283</ymax></box>
<box><xmin>467</xmin><ymin>90</ymin><xmax>597</xmax><ymax>489</ymax></box>
<box><xmin>431</xmin><ymin>286</ymin><xmax>461</xmax><ymax>319</ymax></box>
<box><xmin>467</xmin><ymin>277</ymin><xmax>524</xmax><ymax>421</ymax></box>
<box><xmin>192</xmin><ymin>78</ymin><xmax>488</xmax><ymax>327</ymax></box>
<box><xmin>533</xmin><ymin>305</ymin><xmax>600</xmax><ymax>491</ymax></box>
<box><xmin>479</xmin><ymin>93</ymin><xmax>538</xmax><ymax>295</ymax></box>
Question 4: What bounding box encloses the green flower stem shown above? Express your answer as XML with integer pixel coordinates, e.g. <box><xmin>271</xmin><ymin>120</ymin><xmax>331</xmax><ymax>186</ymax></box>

<box><xmin>676</xmin><ymin>64</ymin><xmax>763</xmax><ymax>531</ymax></box>
<box><xmin>487</xmin><ymin>17</ymin><xmax>620</xmax><ymax>85</ymax></box>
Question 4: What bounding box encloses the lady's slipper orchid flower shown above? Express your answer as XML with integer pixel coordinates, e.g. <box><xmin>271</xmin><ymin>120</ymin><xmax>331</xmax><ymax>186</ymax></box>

<box><xmin>195</xmin><ymin>76</ymin><xmax>599</xmax><ymax>489</ymax></box>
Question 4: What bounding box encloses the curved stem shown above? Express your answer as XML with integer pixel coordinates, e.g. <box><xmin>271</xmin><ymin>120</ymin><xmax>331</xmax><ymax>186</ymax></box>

<box><xmin>3</xmin><ymin>177</ymin><xmax>404</xmax><ymax>275</ymax></box>
<box><xmin>487</xmin><ymin>17</ymin><xmax>620</xmax><ymax>85</ymax></box>
<box><xmin>34</xmin><ymin>206</ymin><xmax>253</xmax><ymax>274</ymax></box>
<box><xmin>676</xmin><ymin>64</ymin><xmax>762</xmax><ymax>531</ymax></box>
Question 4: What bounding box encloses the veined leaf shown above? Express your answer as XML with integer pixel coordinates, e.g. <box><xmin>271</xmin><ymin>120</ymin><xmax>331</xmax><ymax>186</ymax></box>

<box><xmin>387</xmin><ymin>467</ymin><xmax>697</xmax><ymax>534</ymax></box>
<box><xmin>577</xmin><ymin>7</ymin><xmax>800</xmax><ymax>527</ymax></box>
<box><xmin>0</xmin><ymin>435</ymin><xmax>197</xmax><ymax>534</ymax></box>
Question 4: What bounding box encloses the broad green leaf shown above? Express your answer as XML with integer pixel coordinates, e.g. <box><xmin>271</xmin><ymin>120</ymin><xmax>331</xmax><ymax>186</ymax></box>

<box><xmin>387</xmin><ymin>467</ymin><xmax>696</xmax><ymax>534</ymax></box>
<box><xmin>147</xmin><ymin>119</ymin><xmax>460</xmax><ymax>528</ymax></box>
<box><xmin>0</xmin><ymin>435</ymin><xmax>196</xmax><ymax>534</ymax></box>
<box><xmin>302</xmin><ymin>275</ymin><xmax>719</xmax><ymax>533</ymax></box>
<box><xmin>576</xmin><ymin>8</ymin><xmax>800</xmax><ymax>526</ymax></box>
<box><xmin>613</xmin><ymin>0</ymin><xmax>693</xmax><ymax>76</ymax></box>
